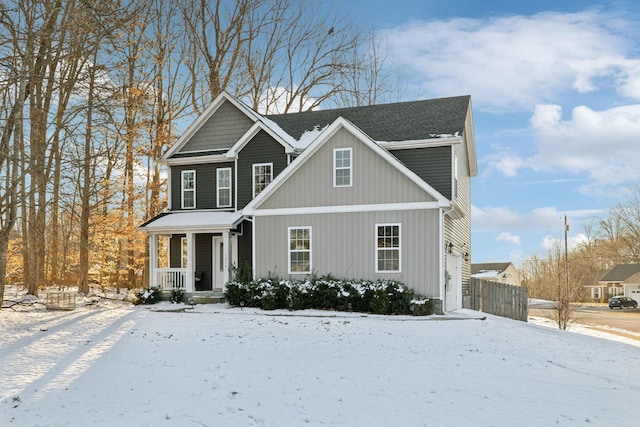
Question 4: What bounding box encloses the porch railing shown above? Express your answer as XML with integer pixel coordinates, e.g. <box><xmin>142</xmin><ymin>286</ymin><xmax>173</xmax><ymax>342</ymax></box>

<box><xmin>155</xmin><ymin>268</ymin><xmax>187</xmax><ymax>290</ymax></box>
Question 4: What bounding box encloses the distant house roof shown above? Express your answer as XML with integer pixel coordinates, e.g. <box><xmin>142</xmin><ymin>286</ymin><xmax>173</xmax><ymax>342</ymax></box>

<box><xmin>583</xmin><ymin>269</ymin><xmax>609</xmax><ymax>287</ymax></box>
<box><xmin>599</xmin><ymin>264</ymin><xmax>640</xmax><ymax>283</ymax></box>
<box><xmin>471</xmin><ymin>262</ymin><xmax>512</xmax><ymax>276</ymax></box>
<box><xmin>266</xmin><ymin>96</ymin><xmax>471</xmax><ymax>145</ymax></box>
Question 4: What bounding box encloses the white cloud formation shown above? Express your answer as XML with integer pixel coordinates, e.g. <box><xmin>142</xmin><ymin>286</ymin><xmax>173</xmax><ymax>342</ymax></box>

<box><xmin>540</xmin><ymin>232</ymin><xmax>588</xmax><ymax>252</ymax></box>
<box><xmin>529</xmin><ymin>103</ymin><xmax>640</xmax><ymax>190</ymax></box>
<box><xmin>380</xmin><ymin>9</ymin><xmax>640</xmax><ymax>111</ymax></box>
<box><xmin>255</xmin><ymin>86</ymin><xmax>317</xmax><ymax>114</ymax></box>
<box><xmin>473</xmin><ymin>205</ymin><xmax>602</xmax><ymax>232</ymax></box>
<box><xmin>496</xmin><ymin>232</ymin><xmax>521</xmax><ymax>245</ymax></box>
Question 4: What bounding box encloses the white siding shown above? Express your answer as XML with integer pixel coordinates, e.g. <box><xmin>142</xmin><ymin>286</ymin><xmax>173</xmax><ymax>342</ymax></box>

<box><xmin>259</xmin><ymin>128</ymin><xmax>435</xmax><ymax>209</ymax></box>
<box><xmin>254</xmin><ymin>209</ymin><xmax>441</xmax><ymax>297</ymax></box>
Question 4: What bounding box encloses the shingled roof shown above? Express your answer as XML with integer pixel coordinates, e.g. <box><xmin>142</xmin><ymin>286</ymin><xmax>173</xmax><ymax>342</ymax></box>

<box><xmin>599</xmin><ymin>264</ymin><xmax>640</xmax><ymax>282</ymax></box>
<box><xmin>266</xmin><ymin>95</ymin><xmax>471</xmax><ymax>142</ymax></box>
<box><xmin>471</xmin><ymin>262</ymin><xmax>512</xmax><ymax>275</ymax></box>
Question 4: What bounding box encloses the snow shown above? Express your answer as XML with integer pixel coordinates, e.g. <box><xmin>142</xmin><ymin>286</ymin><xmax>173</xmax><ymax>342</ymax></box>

<box><xmin>140</xmin><ymin>210</ymin><xmax>244</xmax><ymax>232</ymax></box>
<box><xmin>1</xmin><ymin>299</ymin><xmax>639</xmax><ymax>426</ymax></box>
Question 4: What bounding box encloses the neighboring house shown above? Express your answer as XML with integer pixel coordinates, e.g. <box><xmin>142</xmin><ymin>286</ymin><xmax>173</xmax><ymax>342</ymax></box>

<box><xmin>593</xmin><ymin>264</ymin><xmax>640</xmax><ymax>303</ymax></box>
<box><xmin>471</xmin><ymin>262</ymin><xmax>522</xmax><ymax>287</ymax></box>
<box><xmin>139</xmin><ymin>91</ymin><xmax>477</xmax><ymax>313</ymax></box>
<box><xmin>583</xmin><ymin>269</ymin><xmax>610</xmax><ymax>302</ymax></box>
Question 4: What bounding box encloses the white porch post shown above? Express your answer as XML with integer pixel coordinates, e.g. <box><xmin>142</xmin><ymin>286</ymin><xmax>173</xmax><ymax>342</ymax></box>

<box><xmin>223</xmin><ymin>230</ymin><xmax>231</xmax><ymax>285</ymax></box>
<box><xmin>186</xmin><ymin>232</ymin><xmax>195</xmax><ymax>292</ymax></box>
<box><xmin>149</xmin><ymin>234</ymin><xmax>158</xmax><ymax>288</ymax></box>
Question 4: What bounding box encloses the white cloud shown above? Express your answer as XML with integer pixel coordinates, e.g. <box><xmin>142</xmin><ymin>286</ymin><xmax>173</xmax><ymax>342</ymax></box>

<box><xmin>496</xmin><ymin>232</ymin><xmax>521</xmax><ymax>245</ymax></box>
<box><xmin>529</xmin><ymin>103</ymin><xmax>640</xmax><ymax>190</ymax></box>
<box><xmin>473</xmin><ymin>205</ymin><xmax>601</xmax><ymax>232</ymax></box>
<box><xmin>380</xmin><ymin>9</ymin><xmax>640</xmax><ymax>111</ymax></box>
<box><xmin>255</xmin><ymin>86</ymin><xmax>317</xmax><ymax>114</ymax></box>
<box><xmin>540</xmin><ymin>232</ymin><xmax>587</xmax><ymax>252</ymax></box>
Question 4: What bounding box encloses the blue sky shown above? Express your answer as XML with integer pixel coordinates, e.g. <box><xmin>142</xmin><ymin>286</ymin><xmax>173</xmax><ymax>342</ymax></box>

<box><xmin>333</xmin><ymin>0</ymin><xmax>640</xmax><ymax>264</ymax></box>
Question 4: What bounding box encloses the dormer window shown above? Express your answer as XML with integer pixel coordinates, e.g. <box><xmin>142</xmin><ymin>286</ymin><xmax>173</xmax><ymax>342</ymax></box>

<box><xmin>333</xmin><ymin>148</ymin><xmax>352</xmax><ymax>187</ymax></box>
<box><xmin>181</xmin><ymin>170</ymin><xmax>196</xmax><ymax>209</ymax></box>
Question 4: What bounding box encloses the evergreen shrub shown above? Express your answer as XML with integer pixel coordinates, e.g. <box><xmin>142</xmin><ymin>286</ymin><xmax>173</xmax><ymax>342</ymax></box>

<box><xmin>133</xmin><ymin>287</ymin><xmax>161</xmax><ymax>305</ymax></box>
<box><xmin>225</xmin><ymin>275</ymin><xmax>433</xmax><ymax>316</ymax></box>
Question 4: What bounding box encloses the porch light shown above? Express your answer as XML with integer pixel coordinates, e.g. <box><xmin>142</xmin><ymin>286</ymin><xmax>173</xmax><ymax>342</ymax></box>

<box><xmin>447</xmin><ymin>242</ymin><xmax>454</xmax><ymax>254</ymax></box>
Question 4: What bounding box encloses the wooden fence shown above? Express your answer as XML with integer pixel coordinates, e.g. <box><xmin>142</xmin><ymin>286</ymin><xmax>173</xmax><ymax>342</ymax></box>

<box><xmin>470</xmin><ymin>278</ymin><xmax>528</xmax><ymax>322</ymax></box>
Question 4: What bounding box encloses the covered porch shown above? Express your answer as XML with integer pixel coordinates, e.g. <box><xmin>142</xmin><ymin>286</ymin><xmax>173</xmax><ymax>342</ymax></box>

<box><xmin>140</xmin><ymin>211</ymin><xmax>244</xmax><ymax>293</ymax></box>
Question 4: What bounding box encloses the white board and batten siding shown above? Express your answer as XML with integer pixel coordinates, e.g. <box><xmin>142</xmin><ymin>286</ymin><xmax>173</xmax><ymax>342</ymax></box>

<box><xmin>251</xmin><ymin>125</ymin><xmax>444</xmax><ymax>297</ymax></box>
<box><xmin>257</xmin><ymin>127</ymin><xmax>437</xmax><ymax>210</ymax></box>
<box><xmin>254</xmin><ymin>210</ymin><xmax>441</xmax><ymax>297</ymax></box>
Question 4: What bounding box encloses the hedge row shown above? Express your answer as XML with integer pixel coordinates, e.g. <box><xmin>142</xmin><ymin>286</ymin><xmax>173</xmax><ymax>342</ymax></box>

<box><xmin>225</xmin><ymin>276</ymin><xmax>432</xmax><ymax>315</ymax></box>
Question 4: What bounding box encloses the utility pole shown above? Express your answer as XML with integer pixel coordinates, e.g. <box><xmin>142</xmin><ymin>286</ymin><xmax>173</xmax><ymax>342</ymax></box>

<box><xmin>564</xmin><ymin>215</ymin><xmax>570</xmax><ymax>301</ymax></box>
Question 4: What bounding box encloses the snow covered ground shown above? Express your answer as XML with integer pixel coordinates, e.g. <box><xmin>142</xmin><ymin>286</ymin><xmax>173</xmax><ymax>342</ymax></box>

<box><xmin>1</xmin><ymin>299</ymin><xmax>639</xmax><ymax>427</ymax></box>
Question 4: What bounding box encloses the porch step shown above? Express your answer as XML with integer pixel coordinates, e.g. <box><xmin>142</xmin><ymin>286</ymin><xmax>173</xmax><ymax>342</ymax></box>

<box><xmin>184</xmin><ymin>291</ymin><xmax>225</xmax><ymax>305</ymax></box>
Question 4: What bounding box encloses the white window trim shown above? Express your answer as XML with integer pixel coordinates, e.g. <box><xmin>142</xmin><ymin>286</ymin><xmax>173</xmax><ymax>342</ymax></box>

<box><xmin>181</xmin><ymin>170</ymin><xmax>196</xmax><ymax>209</ymax></box>
<box><xmin>288</xmin><ymin>226</ymin><xmax>312</xmax><ymax>274</ymax></box>
<box><xmin>253</xmin><ymin>162</ymin><xmax>273</xmax><ymax>198</ymax></box>
<box><xmin>217</xmin><ymin>167</ymin><xmax>232</xmax><ymax>208</ymax></box>
<box><xmin>375</xmin><ymin>223</ymin><xmax>401</xmax><ymax>273</ymax></box>
<box><xmin>333</xmin><ymin>147</ymin><xmax>352</xmax><ymax>187</ymax></box>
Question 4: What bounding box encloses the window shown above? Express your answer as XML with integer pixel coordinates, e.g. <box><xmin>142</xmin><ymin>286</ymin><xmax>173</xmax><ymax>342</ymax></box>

<box><xmin>288</xmin><ymin>227</ymin><xmax>311</xmax><ymax>274</ymax></box>
<box><xmin>333</xmin><ymin>148</ymin><xmax>352</xmax><ymax>187</ymax></box>
<box><xmin>217</xmin><ymin>168</ymin><xmax>232</xmax><ymax>207</ymax></box>
<box><xmin>253</xmin><ymin>163</ymin><xmax>273</xmax><ymax>197</ymax></box>
<box><xmin>376</xmin><ymin>224</ymin><xmax>401</xmax><ymax>273</ymax></box>
<box><xmin>181</xmin><ymin>237</ymin><xmax>188</xmax><ymax>268</ymax></box>
<box><xmin>181</xmin><ymin>170</ymin><xmax>196</xmax><ymax>209</ymax></box>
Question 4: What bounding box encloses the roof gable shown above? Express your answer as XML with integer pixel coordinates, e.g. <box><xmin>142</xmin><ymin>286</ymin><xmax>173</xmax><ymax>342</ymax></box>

<box><xmin>243</xmin><ymin>117</ymin><xmax>449</xmax><ymax>214</ymax></box>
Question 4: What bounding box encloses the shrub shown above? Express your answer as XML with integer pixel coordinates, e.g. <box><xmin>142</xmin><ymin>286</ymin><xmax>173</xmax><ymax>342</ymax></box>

<box><xmin>224</xmin><ymin>276</ymin><xmax>433</xmax><ymax>315</ymax></box>
<box><xmin>134</xmin><ymin>287</ymin><xmax>161</xmax><ymax>305</ymax></box>
<box><xmin>170</xmin><ymin>288</ymin><xmax>185</xmax><ymax>304</ymax></box>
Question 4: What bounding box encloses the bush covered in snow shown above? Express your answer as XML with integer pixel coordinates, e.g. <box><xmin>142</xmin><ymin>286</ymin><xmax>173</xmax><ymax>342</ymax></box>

<box><xmin>133</xmin><ymin>287</ymin><xmax>161</xmax><ymax>305</ymax></box>
<box><xmin>225</xmin><ymin>276</ymin><xmax>433</xmax><ymax>315</ymax></box>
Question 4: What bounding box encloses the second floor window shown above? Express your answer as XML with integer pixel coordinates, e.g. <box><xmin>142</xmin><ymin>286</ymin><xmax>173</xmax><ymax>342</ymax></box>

<box><xmin>181</xmin><ymin>170</ymin><xmax>196</xmax><ymax>209</ymax></box>
<box><xmin>253</xmin><ymin>163</ymin><xmax>273</xmax><ymax>197</ymax></box>
<box><xmin>217</xmin><ymin>168</ymin><xmax>232</xmax><ymax>207</ymax></box>
<box><xmin>334</xmin><ymin>148</ymin><xmax>352</xmax><ymax>187</ymax></box>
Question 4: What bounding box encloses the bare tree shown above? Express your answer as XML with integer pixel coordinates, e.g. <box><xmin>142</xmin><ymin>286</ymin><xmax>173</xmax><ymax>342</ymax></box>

<box><xmin>0</xmin><ymin>5</ymin><xmax>32</xmax><ymax>306</ymax></box>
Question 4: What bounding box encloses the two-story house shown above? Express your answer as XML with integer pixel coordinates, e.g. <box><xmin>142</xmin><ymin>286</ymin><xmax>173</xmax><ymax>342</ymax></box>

<box><xmin>139</xmin><ymin>91</ymin><xmax>477</xmax><ymax>313</ymax></box>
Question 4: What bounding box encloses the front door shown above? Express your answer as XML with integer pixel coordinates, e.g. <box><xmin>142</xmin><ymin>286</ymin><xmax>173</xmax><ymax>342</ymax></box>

<box><xmin>212</xmin><ymin>237</ymin><xmax>225</xmax><ymax>290</ymax></box>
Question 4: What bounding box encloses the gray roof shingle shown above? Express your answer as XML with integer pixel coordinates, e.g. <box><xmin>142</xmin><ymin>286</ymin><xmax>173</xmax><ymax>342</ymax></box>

<box><xmin>266</xmin><ymin>96</ymin><xmax>471</xmax><ymax>142</ymax></box>
<box><xmin>599</xmin><ymin>264</ymin><xmax>640</xmax><ymax>282</ymax></box>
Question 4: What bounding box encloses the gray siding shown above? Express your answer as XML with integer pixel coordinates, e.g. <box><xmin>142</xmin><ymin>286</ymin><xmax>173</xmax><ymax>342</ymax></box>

<box><xmin>254</xmin><ymin>209</ymin><xmax>441</xmax><ymax>297</ymax></box>
<box><xmin>390</xmin><ymin>146</ymin><xmax>452</xmax><ymax>199</ymax></box>
<box><xmin>444</xmin><ymin>137</ymin><xmax>473</xmax><ymax>296</ymax></box>
<box><xmin>170</xmin><ymin>234</ymin><xmax>185</xmax><ymax>268</ymax></box>
<box><xmin>237</xmin><ymin>130</ymin><xmax>288</xmax><ymax>208</ymax></box>
<box><xmin>179</xmin><ymin>100</ymin><xmax>254</xmax><ymax>153</ymax></box>
<box><xmin>170</xmin><ymin>162</ymin><xmax>235</xmax><ymax>210</ymax></box>
<box><xmin>237</xmin><ymin>220</ymin><xmax>253</xmax><ymax>269</ymax></box>
<box><xmin>195</xmin><ymin>234</ymin><xmax>214</xmax><ymax>291</ymax></box>
<box><xmin>259</xmin><ymin>128</ymin><xmax>435</xmax><ymax>210</ymax></box>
